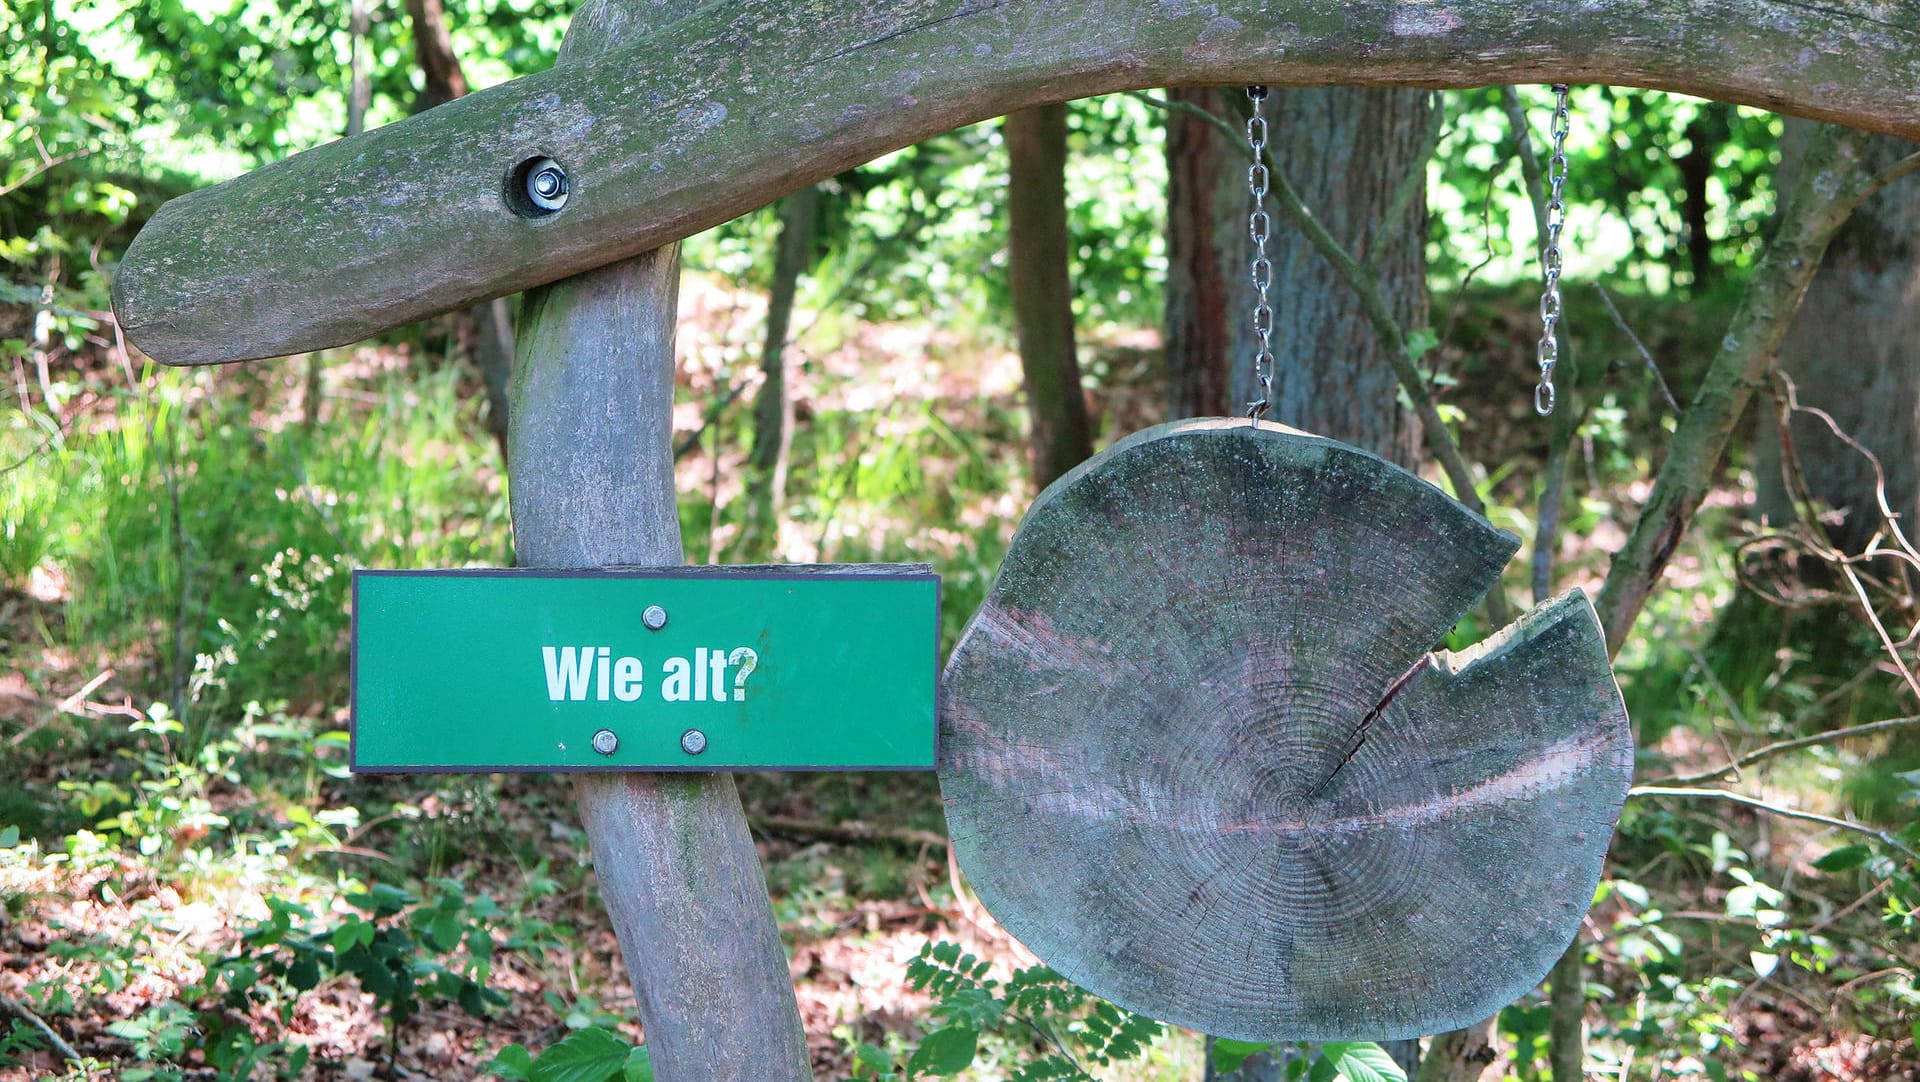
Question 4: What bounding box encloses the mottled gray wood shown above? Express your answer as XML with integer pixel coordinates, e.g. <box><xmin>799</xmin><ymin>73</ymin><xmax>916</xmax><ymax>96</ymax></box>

<box><xmin>112</xmin><ymin>0</ymin><xmax>1920</xmax><ymax>364</ymax></box>
<box><xmin>509</xmin><ymin>3</ymin><xmax>812</xmax><ymax>1079</ymax></box>
<box><xmin>938</xmin><ymin>419</ymin><xmax>1633</xmax><ymax>1042</ymax></box>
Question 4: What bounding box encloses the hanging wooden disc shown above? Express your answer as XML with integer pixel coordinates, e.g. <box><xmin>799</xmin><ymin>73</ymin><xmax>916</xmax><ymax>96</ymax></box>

<box><xmin>938</xmin><ymin>418</ymin><xmax>1633</xmax><ymax>1042</ymax></box>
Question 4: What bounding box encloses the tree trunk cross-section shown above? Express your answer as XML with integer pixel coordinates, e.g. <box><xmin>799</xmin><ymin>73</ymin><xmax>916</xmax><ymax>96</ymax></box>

<box><xmin>938</xmin><ymin>419</ymin><xmax>1634</xmax><ymax>1042</ymax></box>
<box><xmin>112</xmin><ymin>0</ymin><xmax>1920</xmax><ymax>365</ymax></box>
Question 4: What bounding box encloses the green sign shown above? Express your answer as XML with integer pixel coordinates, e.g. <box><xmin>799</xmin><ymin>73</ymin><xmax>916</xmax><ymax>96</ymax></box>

<box><xmin>351</xmin><ymin>566</ymin><xmax>939</xmax><ymax>772</ymax></box>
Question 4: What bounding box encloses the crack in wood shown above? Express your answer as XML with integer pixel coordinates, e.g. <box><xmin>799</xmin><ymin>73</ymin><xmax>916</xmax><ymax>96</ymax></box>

<box><xmin>811</xmin><ymin>0</ymin><xmax>1015</xmax><ymax>68</ymax></box>
<box><xmin>1766</xmin><ymin>0</ymin><xmax>1916</xmax><ymax>32</ymax></box>
<box><xmin>1303</xmin><ymin>655</ymin><xmax>1433</xmax><ymax>801</ymax></box>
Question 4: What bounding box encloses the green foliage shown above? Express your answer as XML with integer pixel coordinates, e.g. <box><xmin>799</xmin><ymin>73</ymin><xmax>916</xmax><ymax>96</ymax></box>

<box><xmin>233</xmin><ymin>878</ymin><xmax>507</xmax><ymax>1042</ymax></box>
<box><xmin>488</xmin><ymin>1026</ymin><xmax>653</xmax><ymax>1082</ymax></box>
<box><xmin>839</xmin><ymin>939</ymin><xmax>1167</xmax><ymax>1080</ymax></box>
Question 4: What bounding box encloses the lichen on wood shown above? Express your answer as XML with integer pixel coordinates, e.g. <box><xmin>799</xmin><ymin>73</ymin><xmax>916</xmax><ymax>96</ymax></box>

<box><xmin>939</xmin><ymin>419</ymin><xmax>1634</xmax><ymax>1041</ymax></box>
<box><xmin>111</xmin><ymin>0</ymin><xmax>1920</xmax><ymax>365</ymax></box>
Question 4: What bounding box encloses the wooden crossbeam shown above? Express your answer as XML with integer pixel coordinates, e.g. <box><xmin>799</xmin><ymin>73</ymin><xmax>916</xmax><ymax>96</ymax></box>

<box><xmin>112</xmin><ymin>0</ymin><xmax>1920</xmax><ymax>365</ymax></box>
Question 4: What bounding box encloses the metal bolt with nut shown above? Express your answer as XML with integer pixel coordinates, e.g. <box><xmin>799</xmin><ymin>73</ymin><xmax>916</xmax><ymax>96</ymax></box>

<box><xmin>591</xmin><ymin>728</ymin><xmax>619</xmax><ymax>756</ymax></box>
<box><xmin>680</xmin><ymin>728</ymin><xmax>707</xmax><ymax>756</ymax></box>
<box><xmin>525</xmin><ymin>157</ymin><xmax>569</xmax><ymax>212</ymax></box>
<box><xmin>643</xmin><ymin>604</ymin><xmax>668</xmax><ymax>630</ymax></box>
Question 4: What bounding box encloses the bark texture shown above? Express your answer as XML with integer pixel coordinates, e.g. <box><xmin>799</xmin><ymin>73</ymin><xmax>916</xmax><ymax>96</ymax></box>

<box><xmin>939</xmin><ymin>419</ymin><xmax>1633</xmax><ymax>1042</ymax></box>
<box><xmin>113</xmin><ymin>0</ymin><xmax>1920</xmax><ymax>365</ymax></box>
<box><xmin>1757</xmin><ymin>125</ymin><xmax>1920</xmax><ymax>551</ymax></box>
<box><xmin>1164</xmin><ymin>87</ymin><xmax>1248</xmax><ymax>420</ymax></box>
<box><xmin>406</xmin><ymin>0</ymin><xmax>469</xmax><ymax>110</ymax></box>
<box><xmin>508</xmin><ymin>2</ymin><xmax>812</xmax><ymax>1078</ymax></box>
<box><xmin>1160</xmin><ymin>86</ymin><xmax>1427</xmax><ymax>473</ymax></box>
<box><xmin>1005</xmin><ymin>104</ymin><xmax>1093</xmax><ymax>488</ymax></box>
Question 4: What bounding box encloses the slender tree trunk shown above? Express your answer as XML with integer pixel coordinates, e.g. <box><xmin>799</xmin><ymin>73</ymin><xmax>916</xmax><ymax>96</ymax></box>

<box><xmin>745</xmin><ymin>184</ymin><xmax>822</xmax><ymax>551</ymax></box>
<box><xmin>1167</xmin><ymin>85</ymin><xmax>1432</xmax><ymax>1077</ymax></box>
<box><xmin>402</xmin><ymin>0</ymin><xmax>513</xmax><ymax>458</ymax></box>
<box><xmin>347</xmin><ymin>0</ymin><xmax>372</xmax><ymax>137</ymax></box>
<box><xmin>405</xmin><ymin>0</ymin><xmax>468</xmax><ymax>110</ymax></box>
<box><xmin>1005</xmin><ymin>103</ymin><xmax>1094</xmax><ymax>488</ymax></box>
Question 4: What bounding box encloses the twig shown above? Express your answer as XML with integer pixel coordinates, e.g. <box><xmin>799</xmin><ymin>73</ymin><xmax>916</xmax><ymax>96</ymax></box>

<box><xmin>673</xmin><ymin>379</ymin><xmax>748</xmax><ymax>460</ymax></box>
<box><xmin>1593</xmin><ymin>284</ymin><xmax>1680</xmax><ymax>415</ymax></box>
<box><xmin>0</xmin><ymin>148</ymin><xmax>87</xmax><ymax>199</ymax></box>
<box><xmin>1500</xmin><ymin>87</ymin><xmax>1552</xmax><ymax>256</ymax></box>
<box><xmin>0</xmin><ymin>992</ymin><xmax>85</xmax><ymax>1067</ymax></box>
<box><xmin>1629</xmin><ymin>785</ymin><xmax>1920</xmax><ymax>861</ymax></box>
<box><xmin>1651</xmin><ymin>713</ymin><xmax>1920</xmax><ymax>786</ymax></box>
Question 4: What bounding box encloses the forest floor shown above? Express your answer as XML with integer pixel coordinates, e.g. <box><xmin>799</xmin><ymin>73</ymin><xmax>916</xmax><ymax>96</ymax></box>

<box><xmin>2</xmin><ymin>274</ymin><xmax>1917</xmax><ymax>1080</ymax></box>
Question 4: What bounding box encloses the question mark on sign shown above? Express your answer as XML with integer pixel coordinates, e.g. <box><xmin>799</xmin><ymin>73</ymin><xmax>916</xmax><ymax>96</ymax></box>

<box><xmin>728</xmin><ymin>647</ymin><xmax>758</xmax><ymax>702</ymax></box>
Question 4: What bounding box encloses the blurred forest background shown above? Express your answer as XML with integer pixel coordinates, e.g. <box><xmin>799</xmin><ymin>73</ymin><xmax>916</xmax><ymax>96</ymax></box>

<box><xmin>4</xmin><ymin>1</ymin><xmax>1920</xmax><ymax>1079</ymax></box>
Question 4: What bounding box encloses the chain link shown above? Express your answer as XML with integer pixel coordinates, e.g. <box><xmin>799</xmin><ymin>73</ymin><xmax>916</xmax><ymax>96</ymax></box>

<box><xmin>1245</xmin><ymin>86</ymin><xmax>1274</xmax><ymax>420</ymax></box>
<box><xmin>1535</xmin><ymin>84</ymin><xmax>1571</xmax><ymax>416</ymax></box>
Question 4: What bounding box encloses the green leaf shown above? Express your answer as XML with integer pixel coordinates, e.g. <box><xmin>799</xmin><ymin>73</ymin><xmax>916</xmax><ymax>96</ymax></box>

<box><xmin>1321</xmin><ymin>1042</ymin><xmax>1408</xmax><ymax>1082</ymax></box>
<box><xmin>531</xmin><ymin>1026</ymin><xmax>634</xmax><ymax>1082</ymax></box>
<box><xmin>906</xmin><ymin>1026</ymin><xmax>977</xmax><ymax>1077</ymax></box>
<box><xmin>487</xmin><ymin>1044</ymin><xmax>534</xmax><ymax>1080</ymax></box>
<box><xmin>622</xmin><ymin>1046</ymin><xmax>652</xmax><ymax>1082</ymax></box>
<box><xmin>1812</xmin><ymin>845</ymin><xmax>1873</xmax><ymax>872</ymax></box>
<box><xmin>1210</xmin><ymin>1039</ymin><xmax>1276</xmax><ymax>1074</ymax></box>
<box><xmin>0</xmin><ymin>825</ymin><xmax>20</xmax><ymax>848</ymax></box>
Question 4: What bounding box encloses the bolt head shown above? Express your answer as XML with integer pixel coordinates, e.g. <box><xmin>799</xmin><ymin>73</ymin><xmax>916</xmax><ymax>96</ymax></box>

<box><xmin>642</xmin><ymin>604</ymin><xmax>668</xmax><ymax>631</ymax></box>
<box><xmin>525</xmin><ymin>157</ymin><xmax>568</xmax><ymax>211</ymax></box>
<box><xmin>680</xmin><ymin>728</ymin><xmax>707</xmax><ymax>756</ymax></box>
<box><xmin>591</xmin><ymin>728</ymin><xmax>619</xmax><ymax>756</ymax></box>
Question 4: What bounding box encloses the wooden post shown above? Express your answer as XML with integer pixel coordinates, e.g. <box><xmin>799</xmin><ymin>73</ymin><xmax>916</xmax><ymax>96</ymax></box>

<box><xmin>506</xmin><ymin>3</ymin><xmax>812</xmax><ymax>1078</ymax></box>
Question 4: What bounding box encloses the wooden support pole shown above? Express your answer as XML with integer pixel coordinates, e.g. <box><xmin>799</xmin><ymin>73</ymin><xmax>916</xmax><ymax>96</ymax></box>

<box><xmin>506</xmin><ymin>3</ymin><xmax>812</xmax><ymax>1078</ymax></box>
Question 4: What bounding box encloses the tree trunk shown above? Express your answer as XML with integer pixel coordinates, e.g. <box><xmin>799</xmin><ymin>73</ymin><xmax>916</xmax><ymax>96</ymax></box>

<box><xmin>406</xmin><ymin>0</ymin><xmax>468</xmax><ymax>110</ymax></box>
<box><xmin>1757</xmin><ymin>122</ymin><xmax>1920</xmax><ymax>552</ymax></box>
<box><xmin>508</xmin><ymin>3</ymin><xmax>813</xmax><ymax>1078</ymax></box>
<box><xmin>346</xmin><ymin>0</ymin><xmax>372</xmax><ymax>137</ymax></box>
<box><xmin>402</xmin><ymin>0</ymin><xmax>512</xmax><ymax>459</ymax></box>
<box><xmin>1163</xmin><ymin>87</ymin><xmax>1425</xmax><ymax>465</ymax></box>
<box><xmin>1005</xmin><ymin>103</ymin><xmax>1094</xmax><ymax>487</ymax></box>
<box><xmin>745</xmin><ymin>184</ymin><xmax>822</xmax><ymax>552</ymax></box>
<box><xmin>1164</xmin><ymin>87</ymin><xmax>1246</xmax><ymax>419</ymax></box>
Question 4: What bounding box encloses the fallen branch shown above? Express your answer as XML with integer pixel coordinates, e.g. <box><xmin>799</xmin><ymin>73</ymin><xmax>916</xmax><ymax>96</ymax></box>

<box><xmin>1629</xmin><ymin>785</ymin><xmax>1920</xmax><ymax>861</ymax></box>
<box><xmin>750</xmin><ymin>815</ymin><xmax>946</xmax><ymax>852</ymax></box>
<box><xmin>0</xmin><ymin>993</ymin><xmax>85</xmax><ymax>1067</ymax></box>
<box><xmin>1653</xmin><ymin>714</ymin><xmax>1920</xmax><ymax>786</ymax></box>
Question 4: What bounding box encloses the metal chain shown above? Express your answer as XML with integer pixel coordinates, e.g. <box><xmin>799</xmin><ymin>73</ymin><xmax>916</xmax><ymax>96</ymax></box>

<box><xmin>1245</xmin><ymin>85</ymin><xmax>1274</xmax><ymax>420</ymax></box>
<box><xmin>1535</xmin><ymin>84</ymin><xmax>1572</xmax><ymax>416</ymax></box>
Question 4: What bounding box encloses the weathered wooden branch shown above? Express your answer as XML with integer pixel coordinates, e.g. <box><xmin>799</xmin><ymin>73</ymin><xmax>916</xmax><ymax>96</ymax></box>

<box><xmin>112</xmin><ymin>0</ymin><xmax>1920</xmax><ymax>365</ymax></box>
<box><xmin>508</xmin><ymin>4</ymin><xmax>811</xmax><ymax>1079</ymax></box>
<box><xmin>940</xmin><ymin>419</ymin><xmax>1633</xmax><ymax>1042</ymax></box>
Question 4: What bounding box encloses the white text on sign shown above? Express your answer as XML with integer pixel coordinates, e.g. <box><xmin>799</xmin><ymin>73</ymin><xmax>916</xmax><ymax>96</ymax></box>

<box><xmin>541</xmin><ymin>646</ymin><xmax>760</xmax><ymax>702</ymax></box>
